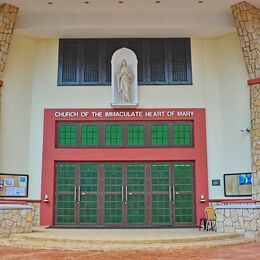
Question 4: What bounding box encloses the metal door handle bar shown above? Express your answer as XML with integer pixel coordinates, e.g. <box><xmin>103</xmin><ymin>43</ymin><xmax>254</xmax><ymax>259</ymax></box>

<box><xmin>121</xmin><ymin>186</ymin><xmax>124</xmax><ymax>202</ymax></box>
<box><xmin>126</xmin><ymin>186</ymin><xmax>128</xmax><ymax>202</ymax></box>
<box><xmin>78</xmin><ymin>186</ymin><xmax>81</xmax><ymax>202</ymax></box>
<box><xmin>172</xmin><ymin>186</ymin><xmax>176</xmax><ymax>202</ymax></box>
<box><xmin>169</xmin><ymin>186</ymin><xmax>172</xmax><ymax>201</ymax></box>
<box><xmin>74</xmin><ymin>186</ymin><xmax>77</xmax><ymax>202</ymax></box>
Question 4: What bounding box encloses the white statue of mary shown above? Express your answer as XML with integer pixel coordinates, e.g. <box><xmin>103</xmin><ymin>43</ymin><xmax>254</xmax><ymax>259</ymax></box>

<box><xmin>117</xmin><ymin>59</ymin><xmax>133</xmax><ymax>103</ymax></box>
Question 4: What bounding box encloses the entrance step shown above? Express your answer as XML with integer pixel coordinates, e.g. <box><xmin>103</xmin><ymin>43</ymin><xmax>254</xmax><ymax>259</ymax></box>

<box><xmin>0</xmin><ymin>227</ymin><xmax>253</xmax><ymax>251</ymax></box>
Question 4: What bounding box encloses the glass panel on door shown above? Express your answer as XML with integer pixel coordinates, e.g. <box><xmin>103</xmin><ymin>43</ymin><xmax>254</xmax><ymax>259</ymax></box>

<box><xmin>56</xmin><ymin>163</ymin><xmax>76</xmax><ymax>224</ymax></box>
<box><xmin>127</xmin><ymin>164</ymin><xmax>145</xmax><ymax>224</ymax></box>
<box><xmin>104</xmin><ymin>164</ymin><xmax>123</xmax><ymax>224</ymax></box>
<box><xmin>79</xmin><ymin>164</ymin><xmax>98</xmax><ymax>224</ymax></box>
<box><xmin>174</xmin><ymin>163</ymin><xmax>193</xmax><ymax>224</ymax></box>
<box><xmin>151</xmin><ymin>164</ymin><xmax>171</xmax><ymax>224</ymax></box>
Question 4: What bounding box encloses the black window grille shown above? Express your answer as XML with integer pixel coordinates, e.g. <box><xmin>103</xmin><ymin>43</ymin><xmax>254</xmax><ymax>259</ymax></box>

<box><xmin>149</xmin><ymin>40</ymin><xmax>166</xmax><ymax>83</ymax></box>
<box><xmin>59</xmin><ymin>40</ymin><xmax>79</xmax><ymax>83</ymax></box>
<box><xmin>171</xmin><ymin>39</ymin><xmax>190</xmax><ymax>83</ymax></box>
<box><xmin>105</xmin><ymin>40</ymin><xmax>122</xmax><ymax>83</ymax></box>
<box><xmin>83</xmin><ymin>40</ymin><xmax>99</xmax><ymax>83</ymax></box>
<box><xmin>58</xmin><ymin>38</ymin><xmax>192</xmax><ymax>86</ymax></box>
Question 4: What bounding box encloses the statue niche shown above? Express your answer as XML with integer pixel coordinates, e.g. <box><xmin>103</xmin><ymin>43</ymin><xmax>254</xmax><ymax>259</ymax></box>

<box><xmin>111</xmin><ymin>48</ymin><xmax>138</xmax><ymax>108</ymax></box>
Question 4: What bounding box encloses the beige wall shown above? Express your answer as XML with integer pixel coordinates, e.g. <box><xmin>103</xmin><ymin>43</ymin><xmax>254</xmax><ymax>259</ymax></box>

<box><xmin>0</xmin><ymin>32</ymin><xmax>251</xmax><ymax>200</ymax></box>
<box><xmin>203</xmin><ymin>33</ymin><xmax>251</xmax><ymax>198</ymax></box>
<box><xmin>0</xmin><ymin>33</ymin><xmax>35</xmax><ymax>173</ymax></box>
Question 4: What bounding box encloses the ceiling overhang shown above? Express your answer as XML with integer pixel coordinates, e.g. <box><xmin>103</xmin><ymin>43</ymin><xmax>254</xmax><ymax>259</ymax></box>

<box><xmin>2</xmin><ymin>0</ymin><xmax>260</xmax><ymax>38</ymax></box>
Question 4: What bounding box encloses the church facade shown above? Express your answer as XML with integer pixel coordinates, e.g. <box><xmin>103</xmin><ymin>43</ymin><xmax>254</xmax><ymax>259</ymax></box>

<box><xmin>0</xmin><ymin>0</ymin><xmax>259</xmax><ymax>228</ymax></box>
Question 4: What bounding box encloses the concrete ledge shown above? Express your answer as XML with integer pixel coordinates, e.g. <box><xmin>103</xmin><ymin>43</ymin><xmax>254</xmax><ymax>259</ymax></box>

<box><xmin>215</xmin><ymin>204</ymin><xmax>260</xmax><ymax>209</ymax></box>
<box><xmin>0</xmin><ymin>204</ymin><xmax>33</xmax><ymax>210</ymax></box>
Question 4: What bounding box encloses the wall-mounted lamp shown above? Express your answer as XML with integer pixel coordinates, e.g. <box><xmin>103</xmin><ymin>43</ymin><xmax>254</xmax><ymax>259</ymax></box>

<box><xmin>44</xmin><ymin>194</ymin><xmax>49</xmax><ymax>203</ymax></box>
<box><xmin>200</xmin><ymin>194</ymin><xmax>206</xmax><ymax>203</ymax></box>
<box><xmin>241</xmin><ymin>125</ymin><xmax>251</xmax><ymax>133</ymax></box>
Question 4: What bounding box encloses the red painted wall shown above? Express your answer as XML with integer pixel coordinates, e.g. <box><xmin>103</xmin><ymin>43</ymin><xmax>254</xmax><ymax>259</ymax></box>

<box><xmin>40</xmin><ymin>108</ymin><xmax>208</xmax><ymax>226</ymax></box>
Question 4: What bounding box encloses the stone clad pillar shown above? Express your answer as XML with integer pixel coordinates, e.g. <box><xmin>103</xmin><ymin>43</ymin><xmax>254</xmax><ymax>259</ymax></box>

<box><xmin>231</xmin><ymin>1</ymin><xmax>260</xmax><ymax>199</ymax></box>
<box><xmin>0</xmin><ymin>3</ymin><xmax>18</xmax><ymax>77</ymax></box>
<box><xmin>0</xmin><ymin>3</ymin><xmax>18</xmax><ymax>129</ymax></box>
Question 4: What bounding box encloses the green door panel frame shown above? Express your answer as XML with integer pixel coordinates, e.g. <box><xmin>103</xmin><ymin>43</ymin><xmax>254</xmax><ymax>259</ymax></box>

<box><xmin>104</xmin><ymin>164</ymin><xmax>123</xmax><ymax>225</ymax></box>
<box><xmin>151</xmin><ymin>163</ymin><xmax>171</xmax><ymax>225</ymax></box>
<box><xmin>55</xmin><ymin>163</ymin><xmax>77</xmax><ymax>225</ymax></box>
<box><xmin>173</xmin><ymin>163</ymin><xmax>194</xmax><ymax>225</ymax></box>
<box><xmin>79</xmin><ymin>164</ymin><xmax>99</xmax><ymax>224</ymax></box>
<box><xmin>127</xmin><ymin>164</ymin><xmax>146</xmax><ymax>225</ymax></box>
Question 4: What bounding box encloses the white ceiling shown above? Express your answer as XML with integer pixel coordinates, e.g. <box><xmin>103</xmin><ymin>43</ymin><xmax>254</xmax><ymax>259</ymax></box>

<box><xmin>1</xmin><ymin>0</ymin><xmax>259</xmax><ymax>38</ymax></box>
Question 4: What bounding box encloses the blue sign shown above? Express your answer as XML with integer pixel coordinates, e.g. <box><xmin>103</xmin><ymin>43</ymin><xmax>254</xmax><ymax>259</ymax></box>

<box><xmin>239</xmin><ymin>173</ymin><xmax>252</xmax><ymax>185</ymax></box>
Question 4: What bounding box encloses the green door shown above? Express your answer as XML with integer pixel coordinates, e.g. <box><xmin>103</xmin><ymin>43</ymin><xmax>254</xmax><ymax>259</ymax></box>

<box><xmin>103</xmin><ymin>164</ymin><xmax>123</xmax><ymax>225</ymax></box>
<box><xmin>79</xmin><ymin>164</ymin><xmax>99</xmax><ymax>225</ymax></box>
<box><xmin>55</xmin><ymin>161</ymin><xmax>195</xmax><ymax>227</ymax></box>
<box><xmin>150</xmin><ymin>162</ymin><xmax>195</xmax><ymax>226</ymax></box>
<box><xmin>126</xmin><ymin>164</ymin><xmax>146</xmax><ymax>225</ymax></box>
<box><xmin>55</xmin><ymin>163</ymin><xmax>77</xmax><ymax>225</ymax></box>
<box><xmin>173</xmin><ymin>163</ymin><xmax>194</xmax><ymax>225</ymax></box>
<box><xmin>151</xmin><ymin>163</ymin><xmax>171</xmax><ymax>225</ymax></box>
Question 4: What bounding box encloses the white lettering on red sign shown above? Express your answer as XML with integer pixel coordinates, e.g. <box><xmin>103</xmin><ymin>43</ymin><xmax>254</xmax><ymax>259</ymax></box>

<box><xmin>54</xmin><ymin>110</ymin><xmax>195</xmax><ymax>118</ymax></box>
<box><xmin>54</xmin><ymin>112</ymin><xmax>79</xmax><ymax>118</ymax></box>
<box><xmin>177</xmin><ymin>111</ymin><xmax>194</xmax><ymax>117</ymax></box>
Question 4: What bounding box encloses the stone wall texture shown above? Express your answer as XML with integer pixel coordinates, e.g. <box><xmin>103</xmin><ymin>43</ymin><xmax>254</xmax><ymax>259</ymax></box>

<box><xmin>231</xmin><ymin>1</ymin><xmax>260</xmax><ymax>79</ymax></box>
<box><xmin>0</xmin><ymin>208</ymin><xmax>32</xmax><ymax>238</ymax></box>
<box><xmin>232</xmin><ymin>1</ymin><xmax>260</xmax><ymax>200</ymax></box>
<box><xmin>0</xmin><ymin>4</ymin><xmax>18</xmax><ymax>139</ymax></box>
<box><xmin>28</xmin><ymin>202</ymin><xmax>41</xmax><ymax>226</ymax></box>
<box><xmin>0</xmin><ymin>3</ymin><xmax>18</xmax><ymax>75</ymax></box>
<box><xmin>250</xmin><ymin>84</ymin><xmax>260</xmax><ymax>200</ymax></box>
<box><xmin>216</xmin><ymin>208</ymin><xmax>260</xmax><ymax>240</ymax></box>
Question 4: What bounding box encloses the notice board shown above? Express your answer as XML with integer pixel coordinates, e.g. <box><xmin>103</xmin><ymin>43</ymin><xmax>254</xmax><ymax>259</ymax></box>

<box><xmin>0</xmin><ymin>174</ymin><xmax>29</xmax><ymax>197</ymax></box>
<box><xmin>224</xmin><ymin>173</ymin><xmax>252</xmax><ymax>197</ymax></box>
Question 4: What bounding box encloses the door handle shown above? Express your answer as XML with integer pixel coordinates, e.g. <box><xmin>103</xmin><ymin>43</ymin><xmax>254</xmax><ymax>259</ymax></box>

<box><xmin>74</xmin><ymin>186</ymin><xmax>77</xmax><ymax>202</ymax></box>
<box><xmin>126</xmin><ymin>186</ymin><xmax>128</xmax><ymax>202</ymax></box>
<box><xmin>121</xmin><ymin>186</ymin><xmax>124</xmax><ymax>202</ymax></box>
<box><xmin>169</xmin><ymin>186</ymin><xmax>172</xmax><ymax>201</ymax></box>
<box><xmin>172</xmin><ymin>186</ymin><xmax>176</xmax><ymax>202</ymax></box>
<box><xmin>78</xmin><ymin>186</ymin><xmax>81</xmax><ymax>202</ymax></box>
